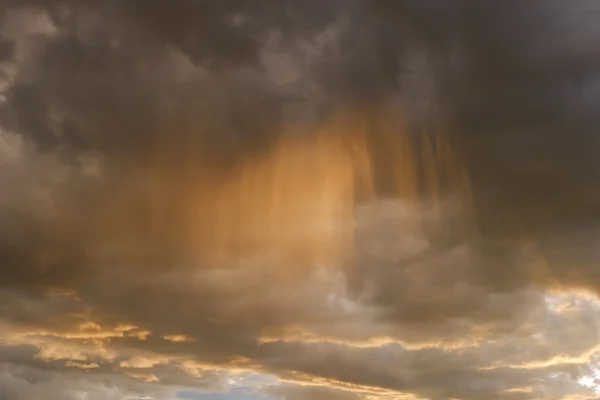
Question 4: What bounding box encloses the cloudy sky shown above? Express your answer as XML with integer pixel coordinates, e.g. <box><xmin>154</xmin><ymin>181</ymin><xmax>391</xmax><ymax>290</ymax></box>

<box><xmin>2</xmin><ymin>1</ymin><xmax>600</xmax><ymax>399</ymax></box>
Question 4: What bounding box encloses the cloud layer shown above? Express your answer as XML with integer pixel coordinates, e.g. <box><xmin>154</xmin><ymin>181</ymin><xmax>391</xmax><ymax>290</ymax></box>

<box><xmin>2</xmin><ymin>1</ymin><xmax>600</xmax><ymax>399</ymax></box>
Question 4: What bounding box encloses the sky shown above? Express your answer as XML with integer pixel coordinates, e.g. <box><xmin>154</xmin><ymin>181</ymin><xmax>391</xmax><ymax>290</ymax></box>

<box><xmin>2</xmin><ymin>1</ymin><xmax>600</xmax><ymax>399</ymax></box>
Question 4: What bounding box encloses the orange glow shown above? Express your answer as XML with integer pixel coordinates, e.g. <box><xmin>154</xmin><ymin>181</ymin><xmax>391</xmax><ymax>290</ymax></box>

<box><xmin>91</xmin><ymin>108</ymin><xmax>470</xmax><ymax>273</ymax></box>
<box><xmin>187</xmin><ymin>109</ymin><xmax>470</xmax><ymax>272</ymax></box>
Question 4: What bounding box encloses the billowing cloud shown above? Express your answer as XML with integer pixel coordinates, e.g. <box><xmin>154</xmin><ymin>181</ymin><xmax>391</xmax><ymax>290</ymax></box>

<box><xmin>1</xmin><ymin>1</ymin><xmax>600</xmax><ymax>400</ymax></box>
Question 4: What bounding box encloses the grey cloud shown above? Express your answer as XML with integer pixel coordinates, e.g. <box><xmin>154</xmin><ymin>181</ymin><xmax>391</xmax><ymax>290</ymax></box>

<box><xmin>1</xmin><ymin>1</ymin><xmax>600</xmax><ymax>400</ymax></box>
<box><xmin>264</xmin><ymin>383</ymin><xmax>362</xmax><ymax>400</ymax></box>
<box><xmin>0</xmin><ymin>39</ymin><xmax>15</xmax><ymax>64</ymax></box>
<box><xmin>370</xmin><ymin>0</ymin><xmax>600</xmax><ymax>302</ymax></box>
<box><xmin>0</xmin><ymin>0</ymin><xmax>417</xmax><ymax>159</ymax></box>
<box><xmin>0</xmin><ymin>337</ymin><xmax>230</xmax><ymax>399</ymax></box>
<box><xmin>256</xmin><ymin>339</ymin><xmax>592</xmax><ymax>400</ymax></box>
<box><xmin>0</xmin><ymin>363</ymin><xmax>184</xmax><ymax>400</ymax></box>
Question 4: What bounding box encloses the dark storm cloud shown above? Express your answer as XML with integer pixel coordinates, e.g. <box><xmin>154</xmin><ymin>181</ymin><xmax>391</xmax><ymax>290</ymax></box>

<box><xmin>0</xmin><ymin>39</ymin><xmax>15</xmax><ymax>63</ymax></box>
<box><xmin>2</xmin><ymin>1</ymin><xmax>600</xmax><ymax>400</ymax></box>
<box><xmin>0</xmin><ymin>0</ymin><xmax>413</xmax><ymax>314</ymax></box>
<box><xmin>372</xmin><ymin>0</ymin><xmax>600</xmax><ymax>227</ymax></box>
<box><xmin>447</xmin><ymin>2</ymin><xmax>600</xmax><ymax>248</ymax></box>
<box><xmin>0</xmin><ymin>0</ymin><xmax>407</xmax><ymax>159</ymax></box>
<box><xmin>453</xmin><ymin>2</ymin><xmax>600</xmax><ymax>298</ymax></box>
<box><xmin>0</xmin><ymin>0</ymin><xmax>347</xmax><ymax>301</ymax></box>
<box><xmin>365</xmin><ymin>0</ymin><xmax>600</xmax><ymax>296</ymax></box>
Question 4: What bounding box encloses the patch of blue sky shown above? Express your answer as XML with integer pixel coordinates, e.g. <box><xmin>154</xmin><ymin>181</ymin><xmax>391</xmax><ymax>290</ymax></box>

<box><xmin>177</xmin><ymin>373</ymin><xmax>280</xmax><ymax>400</ymax></box>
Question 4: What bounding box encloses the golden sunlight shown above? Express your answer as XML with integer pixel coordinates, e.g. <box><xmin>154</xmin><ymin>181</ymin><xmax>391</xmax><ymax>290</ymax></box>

<box><xmin>187</xmin><ymin>109</ymin><xmax>471</xmax><ymax>273</ymax></box>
